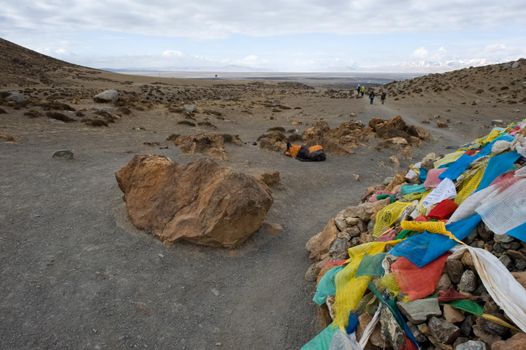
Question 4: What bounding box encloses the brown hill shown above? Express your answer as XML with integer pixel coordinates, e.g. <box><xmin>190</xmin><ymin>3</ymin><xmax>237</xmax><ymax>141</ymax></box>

<box><xmin>385</xmin><ymin>59</ymin><xmax>526</xmax><ymax>105</ymax></box>
<box><xmin>0</xmin><ymin>37</ymin><xmax>103</xmax><ymax>87</ymax></box>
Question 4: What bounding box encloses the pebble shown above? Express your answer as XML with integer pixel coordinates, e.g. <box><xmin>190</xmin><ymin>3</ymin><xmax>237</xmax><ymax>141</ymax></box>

<box><xmin>52</xmin><ymin>150</ymin><xmax>74</xmax><ymax>160</ymax></box>
<box><xmin>455</xmin><ymin>340</ymin><xmax>486</xmax><ymax>350</ymax></box>
<box><xmin>458</xmin><ymin>270</ymin><xmax>477</xmax><ymax>293</ymax></box>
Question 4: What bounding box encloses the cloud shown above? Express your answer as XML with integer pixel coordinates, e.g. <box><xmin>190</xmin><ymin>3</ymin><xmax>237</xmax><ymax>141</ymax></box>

<box><xmin>413</xmin><ymin>47</ymin><xmax>429</xmax><ymax>59</ymax></box>
<box><xmin>1</xmin><ymin>0</ymin><xmax>525</xmax><ymax>39</ymax></box>
<box><xmin>161</xmin><ymin>50</ymin><xmax>183</xmax><ymax>58</ymax></box>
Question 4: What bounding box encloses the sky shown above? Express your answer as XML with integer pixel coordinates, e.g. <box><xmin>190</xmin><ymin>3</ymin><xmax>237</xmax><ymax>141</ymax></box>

<box><xmin>1</xmin><ymin>0</ymin><xmax>526</xmax><ymax>73</ymax></box>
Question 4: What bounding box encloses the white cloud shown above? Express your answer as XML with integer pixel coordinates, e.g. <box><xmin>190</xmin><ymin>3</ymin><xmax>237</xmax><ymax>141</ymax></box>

<box><xmin>413</xmin><ymin>47</ymin><xmax>429</xmax><ymax>59</ymax></box>
<box><xmin>1</xmin><ymin>0</ymin><xmax>525</xmax><ymax>39</ymax></box>
<box><xmin>161</xmin><ymin>50</ymin><xmax>183</xmax><ymax>58</ymax></box>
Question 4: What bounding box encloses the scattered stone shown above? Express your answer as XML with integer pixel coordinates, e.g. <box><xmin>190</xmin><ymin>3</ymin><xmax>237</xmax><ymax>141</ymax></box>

<box><xmin>380</xmin><ymin>307</ymin><xmax>405</xmax><ymax>349</ymax></box>
<box><xmin>52</xmin><ymin>150</ymin><xmax>74</xmax><ymax>159</ymax></box>
<box><xmin>461</xmin><ymin>252</ymin><xmax>474</xmax><ymax>268</ymax></box>
<box><xmin>447</xmin><ymin>259</ymin><xmax>464</xmax><ymax>284</ymax></box>
<box><xmin>304</xmin><ymin>262</ymin><xmax>321</xmax><ymax>282</ymax></box>
<box><xmin>46</xmin><ymin>111</ymin><xmax>76</xmax><ymax>122</ymax></box>
<box><xmin>398</xmin><ymin>298</ymin><xmax>442</xmax><ymax>324</ymax></box>
<box><xmin>455</xmin><ymin>340</ymin><xmax>486</xmax><ymax>350</ymax></box>
<box><xmin>257</xmin><ymin>171</ymin><xmax>280</xmax><ymax>188</ymax></box>
<box><xmin>0</xmin><ymin>132</ymin><xmax>16</xmax><ymax>143</ymax></box>
<box><xmin>498</xmin><ymin>254</ymin><xmax>512</xmax><ymax>269</ymax></box>
<box><xmin>493</xmin><ymin>233</ymin><xmax>514</xmax><ymax>243</ymax></box>
<box><xmin>437</xmin><ymin>274</ymin><xmax>452</xmax><ymax>291</ymax></box>
<box><xmin>443</xmin><ymin>304</ymin><xmax>465</xmax><ymax>323</ymax></box>
<box><xmin>428</xmin><ymin>317</ymin><xmax>461</xmax><ymax>344</ymax></box>
<box><xmin>257</xmin><ymin>131</ymin><xmax>288</xmax><ymax>152</ymax></box>
<box><xmin>458</xmin><ymin>270</ymin><xmax>477</xmax><ymax>293</ymax></box>
<box><xmin>115</xmin><ymin>156</ymin><xmax>273</xmax><ymax>248</ymax></box>
<box><xmin>0</xmin><ymin>107</ymin><xmax>6</xmax><ymax>114</ymax></box>
<box><xmin>492</xmin><ymin>332</ymin><xmax>526</xmax><ymax>350</ymax></box>
<box><xmin>306</xmin><ymin>219</ymin><xmax>339</xmax><ymax>261</ymax></box>
<box><xmin>472</xmin><ymin>324</ymin><xmax>501</xmax><ymax>346</ymax></box>
<box><xmin>5</xmin><ymin>91</ymin><xmax>26</xmax><ymax>103</ymax></box>
<box><xmin>24</xmin><ymin>109</ymin><xmax>42</xmax><ymax>118</ymax></box>
<box><xmin>183</xmin><ymin>104</ymin><xmax>196</xmax><ymax>114</ymax></box>
<box><xmin>260</xmin><ymin>222</ymin><xmax>283</xmax><ymax>236</ymax></box>
<box><xmin>437</xmin><ymin>121</ymin><xmax>449</xmax><ymax>128</ymax></box>
<box><xmin>170</xmin><ymin>133</ymin><xmax>241</xmax><ymax>160</ymax></box>
<box><xmin>93</xmin><ymin>89</ymin><xmax>119</xmax><ymax>103</ymax></box>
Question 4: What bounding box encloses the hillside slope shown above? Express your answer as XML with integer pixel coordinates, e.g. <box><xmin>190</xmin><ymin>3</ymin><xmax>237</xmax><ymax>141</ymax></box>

<box><xmin>386</xmin><ymin>59</ymin><xmax>526</xmax><ymax>105</ymax></box>
<box><xmin>0</xmin><ymin>38</ymin><xmax>102</xmax><ymax>87</ymax></box>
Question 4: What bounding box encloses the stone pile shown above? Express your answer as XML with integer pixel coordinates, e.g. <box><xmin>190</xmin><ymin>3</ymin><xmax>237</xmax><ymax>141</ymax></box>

<box><xmin>303</xmin><ymin>120</ymin><xmax>526</xmax><ymax>350</ymax></box>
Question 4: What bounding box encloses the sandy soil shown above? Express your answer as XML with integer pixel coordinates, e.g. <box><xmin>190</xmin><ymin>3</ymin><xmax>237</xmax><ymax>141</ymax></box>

<box><xmin>1</xmin><ymin>38</ymin><xmax>525</xmax><ymax>349</ymax></box>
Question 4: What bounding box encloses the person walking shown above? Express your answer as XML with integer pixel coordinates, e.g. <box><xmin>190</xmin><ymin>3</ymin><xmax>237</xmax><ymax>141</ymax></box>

<box><xmin>360</xmin><ymin>85</ymin><xmax>365</xmax><ymax>97</ymax></box>
<box><xmin>356</xmin><ymin>84</ymin><xmax>361</xmax><ymax>97</ymax></box>
<box><xmin>381</xmin><ymin>91</ymin><xmax>387</xmax><ymax>105</ymax></box>
<box><xmin>369</xmin><ymin>90</ymin><xmax>376</xmax><ymax>105</ymax></box>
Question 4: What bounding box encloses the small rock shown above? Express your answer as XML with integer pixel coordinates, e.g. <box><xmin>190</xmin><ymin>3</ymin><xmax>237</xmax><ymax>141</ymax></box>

<box><xmin>398</xmin><ymin>298</ymin><xmax>442</xmax><ymax>324</ymax></box>
<box><xmin>183</xmin><ymin>104</ymin><xmax>196</xmax><ymax>114</ymax></box>
<box><xmin>447</xmin><ymin>259</ymin><xmax>464</xmax><ymax>284</ymax></box>
<box><xmin>304</xmin><ymin>262</ymin><xmax>321</xmax><ymax>282</ymax></box>
<box><xmin>52</xmin><ymin>150</ymin><xmax>74</xmax><ymax>160</ymax></box>
<box><xmin>516</xmin><ymin>259</ymin><xmax>526</xmax><ymax>270</ymax></box>
<box><xmin>0</xmin><ymin>132</ymin><xmax>16</xmax><ymax>143</ymax></box>
<box><xmin>511</xmin><ymin>61</ymin><xmax>521</xmax><ymax>69</ymax></box>
<box><xmin>492</xmin><ymin>332</ymin><xmax>526</xmax><ymax>350</ymax></box>
<box><xmin>260</xmin><ymin>222</ymin><xmax>283</xmax><ymax>236</ymax></box>
<box><xmin>443</xmin><ymin>304</ymin><xmax>465</xmax><ymax>323</ymax></box>
<box><xmin>428</xmin><ymin>317</ymin><xmax>461</xmax><ymax>344</ymax></box>
<box><xmin>210</xmin><ymin>288</ymin><xmax>220</xmax><ymax>296</ymax></box>
<box><xmin>458</xmin><ymin>270</ymin><xmax>477</xmax><ymax>293</ymax></box>
<box><xmin>437</xmin><ymin>273</ymin><xmax>452</xmax><ymax>291</ymax></box>
<box><xmin>437</xmin><ymin>121</ymin><xmax>448</xmax><ymax>128</ymax></box>
<box><xmin>477</xmin><ymin>224</ymin><xmax>492</xmax><ymax>241</ymax></box>
<box><xmin>6</xmin><ymin>91</ymin><xmax>26</xmax><ymax>103</ymax></box>
<box><xmin>328</xmin><ymin>238</ymin><xmax>350</xmax><ymax>259</ymax></box>
<box><xmin>461</xmin><ymin>252</ymin><xmax>474</xmax><ymax>268</ymax></box>
<box><xmin>491</xmin><ymin>119</ymin><xmax>505</xmax><ymax>127</ymax></box>
<box><xmin>498</xmin><ymin>254</ymin><xmax>512</xmax><ymax>268</ymax></box>
<box><xmin>472</xmin><ymin>324</ymin><xmax>501</xmax><ymax>346</ymax></box>
<box><xmin>93</xmin><ymin>89</ymin><xmax>119</xmax><ymax>103</ymax></box>
<box><xmin>353</xmin><ymin>174</ymin><xmax>360</xmax><ymax>181</ymax></box>
<box><xmin>494</xmin><ymin>233</ymin><xmax>514</xmax><ymax>243</ymax></box>
<box><xmin>460</xmin><ymin>316</ymin><xmax>473</xmax><ymax>337</ymax></box>
<box><xmin>455</xmin><ymin>340</ymin><xmax>486</xmax><ymax>350</ymax></box>
<box><xmin>257</xmin><ymin>171</ymin><xmax>280</xmax><ymax>187</ymax></box>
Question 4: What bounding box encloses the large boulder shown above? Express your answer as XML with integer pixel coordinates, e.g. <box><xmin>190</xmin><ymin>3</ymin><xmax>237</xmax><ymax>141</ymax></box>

<box><xmin>93</xmin><ymin>89</ymin><xmax>119</xmax><ymax>103</ymax></box>
<box><xmin>116</xmin><ymin>155</ymin><xmax>273</xmax><ymax>247</ymax></box>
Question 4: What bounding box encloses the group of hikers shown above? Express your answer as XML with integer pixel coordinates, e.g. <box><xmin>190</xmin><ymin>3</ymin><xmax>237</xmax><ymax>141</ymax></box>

<box><xmin>356</xmin><ymin>84</ymin><xmax>387</xmax><ymax>105</ymax></box>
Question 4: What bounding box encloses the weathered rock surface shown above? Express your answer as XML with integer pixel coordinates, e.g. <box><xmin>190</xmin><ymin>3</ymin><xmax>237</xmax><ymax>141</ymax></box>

<box><xmin>455</xmin><ymin>340</ymin><xmax>486</xmax><ymax>350</ymax></box>
<box><xmin>305</xmin><ymin>218</ymin><xmax>339</xmax><ymax>260</ymax></box>
<box><xmin>52</xmin><ymin>150</ymin><xmax>74</xmax><ymax>159</ymax></box>
<box><xmin>93</xmin><ymin>89</ymin><xmax>119</xmax><ymax>103</ymax></box>
<box><xmin>116</xmin><ymin>155</ymin><xmax>273</xmax><ymax>247</ymax></box>
<box><xmin>428</xmin><ymin>316</ymin><xmax>461</xmax><ymax>344</ymax></box>
<box><xmin>398</xmin><ymin>298</ymin><xmax>442</xmax><ymax>324</ymax></box>
<box><xmin>491</xmin><ymin>332</ymin><xmax>526</xmax><ymax>350</ymax></box>
<box><xmin>170</xmin><ymin>133</ymin><xmax>242</xmax><ymax>160</ymax></box>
